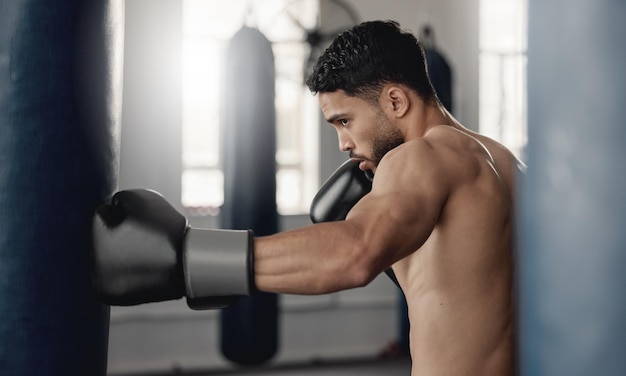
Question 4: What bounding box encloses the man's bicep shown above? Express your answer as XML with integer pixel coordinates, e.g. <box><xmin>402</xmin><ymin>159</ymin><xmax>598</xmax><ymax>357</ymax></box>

<box><xmin>343</xmin><ymin>191</ymin><xmax>435</xmax><ymax>270</ymax></box>
<box><xmin>346</xmin><ymin>150</ymin><xmax>449</xmax><ymax>262</ymax></box>
<box><xmin>346</xmin><ymin>181</ymin><xmax>446</xmax><ymax>266</ymax></box>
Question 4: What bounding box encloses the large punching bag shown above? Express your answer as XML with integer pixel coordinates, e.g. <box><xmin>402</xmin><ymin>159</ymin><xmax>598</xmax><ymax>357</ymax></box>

<box><xmin>393</xmin><ymin>25</ymin><xmax>454</xmax><ymax>356</ymax></box>
<box><xmin>519</xmin><ymin>1</ymin><xmax>626</xmax><ymax>375</ymax></box>
<box><xmin>219</xmin><ymin>26</ymin><xmax>279</xmax><ymax>366</ymax></box>
<box><xmin>0</xmin><ymin>1</ymin><xmax>123</xmax><ymax>375</ymax></box>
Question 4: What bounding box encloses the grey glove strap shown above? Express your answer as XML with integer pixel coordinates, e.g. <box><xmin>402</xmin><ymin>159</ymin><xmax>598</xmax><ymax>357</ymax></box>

<box><xmin>183</xmin><ymin>228</ymin><xmax>255</xmax><ymax>299</ymax></box>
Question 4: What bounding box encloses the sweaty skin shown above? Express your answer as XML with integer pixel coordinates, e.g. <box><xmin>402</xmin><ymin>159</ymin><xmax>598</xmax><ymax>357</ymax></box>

<box><xmin>255</xmin><ymin>86</ymin><xmax>520</xmax><ymax>376</ymax></box>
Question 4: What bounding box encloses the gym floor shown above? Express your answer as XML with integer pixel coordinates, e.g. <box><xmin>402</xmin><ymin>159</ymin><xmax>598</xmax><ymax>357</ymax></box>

<box><xmin>112</xmin><ymin>357</ymin><xmax>411</xmax><ymax>376</ymax></box>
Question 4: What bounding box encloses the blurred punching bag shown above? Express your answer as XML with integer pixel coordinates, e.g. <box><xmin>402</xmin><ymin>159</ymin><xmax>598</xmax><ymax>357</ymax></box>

<box><xmin>519</xmin><ymin>1</ymin><xmax>626</xmax><ymax>375</ymax></box>
<box><xmin>219</xmin><ymin>26</ymin><xmax>279</xmax><ymax>366</ymax></box>
<box><xmin>0</xmin><ymin>1</ymin><xmax>123</xmax><ymax>375</ymax></box>
<box><xmin>421</xmin><ymin>25</ymin><xmax>453</xmax><ymax>113</ymax></box>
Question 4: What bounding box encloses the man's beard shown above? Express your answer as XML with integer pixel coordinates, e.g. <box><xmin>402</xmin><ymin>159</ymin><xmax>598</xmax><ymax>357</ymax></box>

<box><xmin>371</xmin><ymin>110</ymin><xmax>404</xmax><ymax>165</ymax></box>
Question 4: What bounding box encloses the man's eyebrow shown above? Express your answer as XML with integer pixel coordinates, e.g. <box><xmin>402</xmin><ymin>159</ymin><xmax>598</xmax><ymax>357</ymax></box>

<box><xmin>325</xmin><ymin>113</ymin><xmax>349</xmax><ymax>124</ymax></box>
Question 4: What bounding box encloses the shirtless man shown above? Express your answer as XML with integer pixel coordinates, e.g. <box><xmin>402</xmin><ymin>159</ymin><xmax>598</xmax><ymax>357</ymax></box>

<box><xmin>91</xmin><ymin>20</ymin><xmax>520</xmax><ymax>376</ymax></box>
<box><xmin>256</xmin><ymin>20</ymin><xmax>519</xmax><ymax>375</ymax></box>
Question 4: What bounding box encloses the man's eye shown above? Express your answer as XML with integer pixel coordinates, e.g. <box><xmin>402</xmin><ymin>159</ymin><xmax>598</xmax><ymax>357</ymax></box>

<box><xmin>340</xmin><ymin>119</ymin><xmax>349</xmax><ymax>127</ymax></box>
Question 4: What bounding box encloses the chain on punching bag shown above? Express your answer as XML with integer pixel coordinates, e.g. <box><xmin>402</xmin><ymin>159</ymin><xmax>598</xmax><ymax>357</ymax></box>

<box><xmin>0</xmin><ymin>1</ymin><xmax>123</xmax><ymax>375</ymax></box>
<box><xmin>219</xmin><ymin>26</ymin><xmax>279</xmax><ymax>366</ymax></box>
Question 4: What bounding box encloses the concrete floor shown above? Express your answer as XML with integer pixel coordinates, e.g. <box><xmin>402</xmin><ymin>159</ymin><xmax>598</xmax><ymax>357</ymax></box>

<box><xmin>113</xmin><ymin>357</ymin><xmax>411</xmax><ymax>376</ymax></box>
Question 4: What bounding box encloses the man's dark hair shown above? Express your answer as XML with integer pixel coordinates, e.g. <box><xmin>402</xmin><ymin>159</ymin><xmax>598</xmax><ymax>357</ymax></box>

<box><xmin>306</xmin><ymin>20</ymin><xmax>438</xmax><ymax>105</ymax></box>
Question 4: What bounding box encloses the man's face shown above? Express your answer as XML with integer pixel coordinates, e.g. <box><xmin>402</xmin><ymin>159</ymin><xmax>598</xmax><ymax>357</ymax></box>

<box><xmin>319</xmin><ymin>90</ymin><xmax>404</xmax><ymax>173</ymax></box>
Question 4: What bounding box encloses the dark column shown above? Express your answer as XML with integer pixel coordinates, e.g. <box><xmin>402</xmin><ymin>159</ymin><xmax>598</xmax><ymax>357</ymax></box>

<box><xmin>519</xmin><ymin>1</ymin><xmax>626</xmax><ymax>375</ymax></box>
<box><xmin>0</xmin><ymin>1</ymin><xmax>123</xmax><ymax>374</ymax></box>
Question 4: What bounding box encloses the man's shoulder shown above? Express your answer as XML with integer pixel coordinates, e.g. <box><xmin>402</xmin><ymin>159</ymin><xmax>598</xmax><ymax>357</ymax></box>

<box><xmin>375</xmin><ymin>137</ymin><xmax>456</xmax><ymax>192</ymax></box>
<box><xmin>383</xmin><ymin>129</ymin><xmax>469</xmax><ymax>172</ymax></box>
<box><xmin>379</xmin><ymin>139</ymin><xmax>438</xmax><ymax>173</ymax></box>
<box><xmin>380</xmin><ymin>127</ymin><xmax>507</xmax><ymax>193</ymax></box>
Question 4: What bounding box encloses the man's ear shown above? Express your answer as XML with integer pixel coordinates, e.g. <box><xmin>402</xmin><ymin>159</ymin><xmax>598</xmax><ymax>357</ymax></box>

<box><xmin>381</xmin><ymin>85</ymin><xmax>410</xmax><ymax>118</ymax></box>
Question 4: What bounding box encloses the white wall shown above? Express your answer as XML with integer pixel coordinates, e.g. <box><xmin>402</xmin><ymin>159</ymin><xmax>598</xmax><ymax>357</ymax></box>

<box><xmin>107</xmin><ymin>0</ymin><xmax>479</xmax><ymax>374</ymax></box>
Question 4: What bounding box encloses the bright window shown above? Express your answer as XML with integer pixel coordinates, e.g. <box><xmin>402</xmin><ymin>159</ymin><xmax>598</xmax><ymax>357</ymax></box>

<box><xmin>181</xmin><ymin>0</ymin><xmax>320</xmax><ymax>215</ymax></box>
<box><xmin>479</xmin><ymin>0</ymin><xmax>527</xmax><ymax>159</ymax></box>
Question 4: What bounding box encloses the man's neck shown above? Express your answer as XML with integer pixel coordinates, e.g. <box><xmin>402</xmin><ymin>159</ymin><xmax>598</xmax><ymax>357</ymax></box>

<box><xmin>406</xmin><ymin>102</ymin><xmax>453</xmax><ymax>140</ymax></box>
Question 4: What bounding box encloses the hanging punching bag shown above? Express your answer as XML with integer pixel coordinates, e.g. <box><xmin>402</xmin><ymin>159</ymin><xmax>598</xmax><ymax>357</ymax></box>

<box><xmin>424</xmin><ymin>47</ymin><xmax>453</xmax><ymax>113</ymax></box>
<box><xmin>0</xmin><ymin>1</ymin><xmax>123</xmax><ymax>375</ymax></box>
<box><xmin>219</xmin><ymin>26</ymin><xmax>279</xmax><ymax>366</ymax></box>
<box><xmin>394</xmin><ymin>26</ymin><xmax>455</xmax><ymax>356</ymax></box>
<box><xmin>422</xmin><ymin>25</ymin><xmax>453</xmax><ymax>113</ymax></box>
<box><xmin>519</xmin><ymin>1</ymin><xmax>626</xmax><ymax>375</ymax></box>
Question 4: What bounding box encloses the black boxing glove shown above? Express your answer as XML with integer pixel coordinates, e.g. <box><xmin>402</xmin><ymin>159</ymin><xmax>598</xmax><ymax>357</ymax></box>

<box><xmin>90</xmin><ymin>189</ymin><xmax>255</xmax><ymax>309</ymax></box>
<box><xmin>309</xmin><ymin>161</ymin><xmax>401</xmax><ymax>289</ymax></box>
<box><xmin>310</xmin><ymin>160</ymin><xmax>373</xmax><ymax>223</ymax></box>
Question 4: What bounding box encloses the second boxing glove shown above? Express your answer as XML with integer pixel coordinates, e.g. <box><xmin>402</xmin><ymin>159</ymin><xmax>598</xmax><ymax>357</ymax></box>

<box><xmin>309</xmin><ymin>159</ymin><xmax>372</xmax><ymax>223</ymax></box>
<box><xmin>309</xmin><ymin>161</ymin><xmax>400</xmax><ymax>289</ymax></box>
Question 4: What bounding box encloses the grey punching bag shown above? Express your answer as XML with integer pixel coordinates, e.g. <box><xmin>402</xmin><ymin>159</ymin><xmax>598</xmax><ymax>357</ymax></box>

<box><xmin>219</xmin><ymin>26</ymin><xmax>279</xmax><ymax>366</ymax></box>
<box><xmin>519</xmin><ymin>1</ymin><xmax>626</xmax><ymax>375</ymax></box>
<box><xmin>0</xmin><ymin>1</ymin><xmax>123</xmax><ymax>375</ymax></box>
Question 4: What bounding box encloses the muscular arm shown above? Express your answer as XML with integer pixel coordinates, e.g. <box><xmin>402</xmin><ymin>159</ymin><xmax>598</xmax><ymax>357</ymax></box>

<box><xmin>254</xmin><ymin>141</ymin><xmax>450</xmax><ymax>295</ymax></box>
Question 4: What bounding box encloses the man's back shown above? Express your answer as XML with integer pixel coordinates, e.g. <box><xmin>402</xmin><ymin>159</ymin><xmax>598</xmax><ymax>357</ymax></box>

<box><xmin>391</xmin><ymin>125</ymin><xmax>517</xmax><ymax>376</ymax></box>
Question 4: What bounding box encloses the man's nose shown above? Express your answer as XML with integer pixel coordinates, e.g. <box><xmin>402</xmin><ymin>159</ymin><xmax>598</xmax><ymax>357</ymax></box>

<box><xmin>338</xmin><ymin>132</ymin><xmax>354</xmax><ymax>152</ymax></box>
